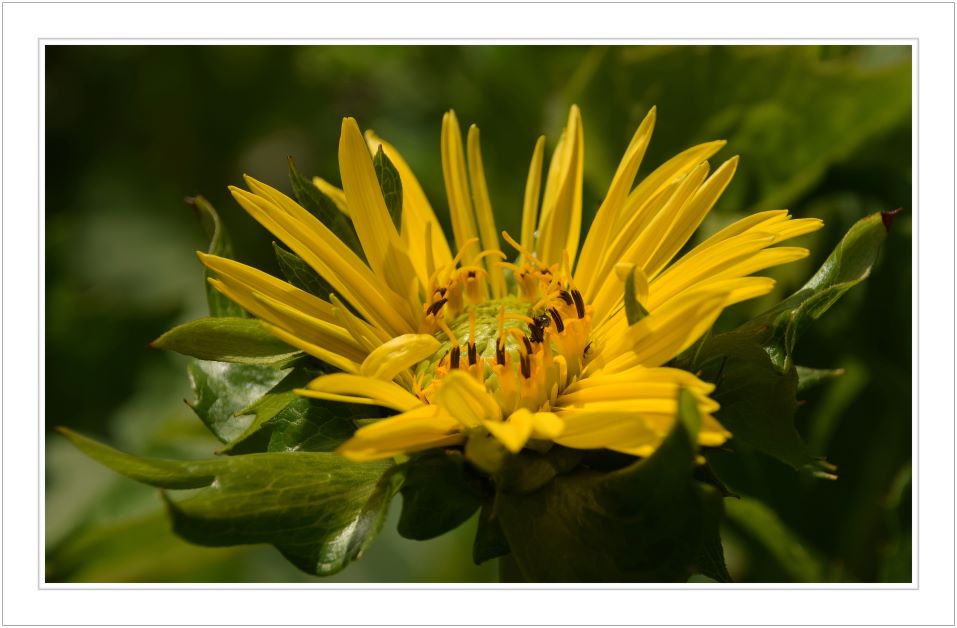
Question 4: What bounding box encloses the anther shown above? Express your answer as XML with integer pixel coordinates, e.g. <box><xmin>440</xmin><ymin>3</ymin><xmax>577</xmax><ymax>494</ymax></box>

<box><xmin>571</xmin><ymin>289</ymin><xmax>585</xmax><ymax>318</ymax></box>
<box><xmin>549</xmin><ymin>307</ymin><xmax>565</xmax><ymax>333</ymax></box>
<box><xmin>521</xmin><ymin>335</ymin><xmax>532</xmax><ymax>355</ymax></box>
<box><xmin>495</xmin><ymin>342</ymin><xmax>506</xmax><ymax>366</ymax></box>
<box><xmin>467</xmin><ymin>341</ymin><xmax>477</xmax><ymax>365</ymax></box>
<box><xmin>450</xmin><ymin>345</ymin><xmax>461</xmax><ymax>369</ymax></box>
<box><xmin>520</xmin><ymin>354</ymin><xmax>531</xmax><ymax>378</ymax></box>
<box><xmin>558</xmin><ymin>290</ymin><xmax>574</xmax><ymax>305</ymax></box>
<box><xmin>426</xmin><ymin>298</ymin><xmax>448</xmax><ymax>317</ymax></box>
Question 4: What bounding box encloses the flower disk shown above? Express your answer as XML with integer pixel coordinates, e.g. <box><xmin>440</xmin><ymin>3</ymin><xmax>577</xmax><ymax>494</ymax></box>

<box><xmin>200</xmin><ymin>106</ymin><xmax>823</xmax><ymax>467</ymax></box>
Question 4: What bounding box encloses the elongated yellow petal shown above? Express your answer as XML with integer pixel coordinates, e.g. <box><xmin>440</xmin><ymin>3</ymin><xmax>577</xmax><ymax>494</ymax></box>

<box><xmin>337</xmin><ymin>405</ymin><xmax>464</xmax><ymax>461</ymax></box>
<box><xmin>466</xmin><ymin>125</ymin><xmax>505</xmax><ymax>297</ymax></box>
<box><xmin>339</xmin><ymin>118</ymin><xmax>422</xmax><ymax>316</ymax></box>
<box><xmin>301</xmin><ymin>373</ymin><xmax>423</xmax><ymax>412</ymax></box>
<box><xmin>575</xmin><ymin>107</ymin><xmax>656</xmax><ymax>289</ymax></box>
<box><xmin>198</xmin><ymin>252</ymin><xmax>338</xmax><ymax>323</ymax></box>
<box><xmin>433</xmin><ymin>371</ymin><xmax>502</xmax><ymax>426</ymax></box>
<box><xmin>229</xmin><ymin>185</ymin><xmax>412</xmax><ymax>335</ymax></box>
<box><xmin>537</xmin><ymin>105</ymin><xmax>584</xmax><ymax>267</ymax></box>
<box><xmin>364</xmin><ymin>130</ymin><xmax>454</xmax><ymax>281</ymax></box>
<box><xmin>442</xmin><ymin>111</ymin><xmax>480</xmax><ymax>267</ymax></box>
<box><xmin>360</xmin><ymin>334</ymin><xmax>440</xmax><ymax>382</ymax></box>
<box><xmin>643</xmin><ymin>156</ymin><xmax>740</xmax><ymax>279</ymax></box>
<box><xmin>261</xmin><ymin>322</ymin><xmax>360</xmax><ymax>374</ymax></box>
<box><xmin>519</xmin><ymin>136</ymin><xmax>546</xmax><ymax>264</ymax></box>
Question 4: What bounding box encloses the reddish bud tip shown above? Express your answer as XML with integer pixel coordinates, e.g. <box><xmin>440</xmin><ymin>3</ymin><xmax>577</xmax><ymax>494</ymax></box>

<box><xmin>881</xmin><ymin>208</ymin><xmax>902</xmax><ymax>232</ymax></box>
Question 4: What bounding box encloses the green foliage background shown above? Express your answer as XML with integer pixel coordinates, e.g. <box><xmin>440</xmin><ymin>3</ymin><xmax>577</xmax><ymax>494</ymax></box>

<box><xmin>45</xmin><ymin>45</ymin><xmax>912</xmax><ymax>583</ymax></box>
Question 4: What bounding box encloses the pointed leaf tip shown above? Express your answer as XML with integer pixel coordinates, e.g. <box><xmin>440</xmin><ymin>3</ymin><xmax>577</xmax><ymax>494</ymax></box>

<box><xmin>881</xmin><ymin>208</ymin><xmax>902</xmax><ymax>231</ymax></box>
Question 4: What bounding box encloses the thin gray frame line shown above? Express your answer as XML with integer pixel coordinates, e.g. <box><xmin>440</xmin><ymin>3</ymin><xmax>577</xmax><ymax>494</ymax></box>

<box><xmin>42</xmin><ymin>37</ymin><xmax>919</xmax><ymax>40</ymax></box>
<box><xmin>28</xmin><ymin>38</ymin><xmax>927</xmax><ymax>611</ymax></box>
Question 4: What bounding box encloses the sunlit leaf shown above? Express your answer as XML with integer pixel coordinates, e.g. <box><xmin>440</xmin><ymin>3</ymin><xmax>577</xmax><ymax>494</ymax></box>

<box><xmin>153</xmin><ymin>317</ymin><xmax>302</xmax><ymax>367</ymax></box>
<box><xmin>59</xmin><ymin>428</ymin><xmax>399</xmax><ymax>576</ymax></box>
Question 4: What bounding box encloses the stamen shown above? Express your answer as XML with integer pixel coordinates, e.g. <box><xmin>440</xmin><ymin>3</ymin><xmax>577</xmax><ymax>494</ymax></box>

<box><xmin>521</xmin><ymin>335</ymin><xmax>532</xmax><ymax>355</ymax></box>
<box><xmin>467</xmin><ymin>341</ymin><xmax>477</xmax><ymax>365</ymax></box>
<box><xmin>549</xmin><ymin>307</ymin><xmax>565</xmax><ymax>332</ymax></box>
<box><xmin>426</xmin><ymin>298</ymin><xmax>448</xmax><ymax>317</ymax></box>
<box><xmin>450</xmin><ymin>345</ymin><xmax>461</xmax><ymax>369</ymax></box>
<box><xmin>558</xmin><ymin>290</ymin><xmax>574</xmax><ymax>305</ymax></box>
<box><xmin>571</xmin><ymin>289</ymin><xmax>586</xmax><ymax>319</ymax></box>
<box><xmin>495</xmin><ymin>342</ymin><xmax>506</xmax><ymax>366</ymax></box>
<box><xmin>436</xmin><ymin>317</ymin><xmax>459</xmax><ymax>347</ymax></box>
<box><xmin>519</xmin><ymin>353</ymin><xmax>531</xmax><ymax>378</ymax></box>
<box><xmin>502</xmin><ymin>230</ymin><xmax>544</xmax><ymax>268</ymax></box>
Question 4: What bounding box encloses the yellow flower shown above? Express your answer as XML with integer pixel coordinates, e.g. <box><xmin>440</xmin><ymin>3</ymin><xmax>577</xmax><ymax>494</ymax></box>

<box><xmin>200</xmin><ymin>106</ymin><xmax>822</xmax><ymax>464</ymax></box>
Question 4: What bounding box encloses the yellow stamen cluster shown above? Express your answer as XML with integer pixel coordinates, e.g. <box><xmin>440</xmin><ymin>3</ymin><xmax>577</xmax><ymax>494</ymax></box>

<box><xmin>416</xmin><ymin>235</ymin><xmax>593</xmax><ymax>418</ymax></box>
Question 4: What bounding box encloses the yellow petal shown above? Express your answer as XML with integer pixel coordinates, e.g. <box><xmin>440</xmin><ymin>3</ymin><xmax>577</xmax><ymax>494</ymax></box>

<box><xmin>483</xmin><ymin>409</ymin><xmax>534</xmax><ymax>453</ymax></box>
<box><xmin>364</xmin><ymin>130</ymin><xmax>454</xmax><ymax>282</ymax></box>
<box><xmin>433</xmin><ymin>371</ymin><xmax>502</xmax><ymax>427</ymax></box>
<box><xmin>575</xmin><ymin>107</ymin><xmax>656</xmax><ymax>290</ymax></box>
<box><xmin>537</xmin><ymin>105</ymin><xmax>584</xmax><ymax>267</ymax></box>
<box><xmin>441</xmin><ymin>110</ymin><xmax>480</xmax><ymax>266</ymax></box>
<box><xmin>300</xmin><ymin>373</ymin><xmax>423</xmax><ymax>412</ymax></box>
<box><xmin>337</xmin><ymin>405</ymin><xmax>464</xmax><ymax>461</ymax></box>
<box><xmin>338</xmin><ymin>117</ymin><xmax>422</xmax><ymax>315</ymax></box>
<box><xmin>360</xmin><ymin>334</ymin><xmax>440</xmax><ymax>382</ymax></box>
<box><xmin>519</xmin><ymin>136</ymin><xmax>546</xmax><ymax>264</ymax></box>
<box><xmin>466</xmin><ymin>125</ymin><xmax>505</xmax><ymax>297</ymax></box>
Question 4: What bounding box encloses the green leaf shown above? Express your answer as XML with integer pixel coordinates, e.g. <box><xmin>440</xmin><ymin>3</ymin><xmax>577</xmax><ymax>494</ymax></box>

<box><xmin>795</xmin><ymin>365</ymin><xmax>846</xmax><ymax>392</ymax></box>
<box><xmin>152</xmin><ymin>317</ymin><xmax>302</xmax><ymax>367</ymax></box>
<box><xmin>187</xmin><ymin>195</ymin><xmax>246</xmax><ymax>318</ymax></box>
<box><xmin>695</xmin><ymin>529</ymin><xmax>732</xmax><ymax>583</ymax></box>
<box><xmin>273</xmin><ymin>242</ymin><xmax>335</xmax><ymax>299</ymax></box>
<box><xmin>472</xmin><ymin>502</ymin><xmax>510</xmax><ymax>565</ymax></box>
<box><xmin>288</xmin><ymin>157</ymin><xmax>365</xmax><ymax>261</ymax></box>
<box><xmin>622</xmin><ymin>266</ymin><xmax>649</xmax><ymax>325</ymax></box>
<box><xmin>676</xmin><ymin>211</ymin><xmax>893</xmax><ymax>473</ymax></box>
<box><xmin>742</xmin><ymin>210</ymin><xmax>894</xmax><ymax>371</ymax></box>
<box><xmin>58</xmin><ymin>428</ymin><xmax>399</xmax><ymax>577</ymax></box>
<box><xmin>187</xmin><ymin>360</ymin><xmax>289</xmax><ymax>443</ymax></box>
<box><xmin>724</xmin><ymin>497</ymin><xmax>823</xmax><ymax>583</ymax></box>
<box><xmin>219</xmin><ymin>368</ymin><xmax>369</xmax><ymax>455</ymax></box>
<box><xmin>397</xmin><ymin>452</ymin><xmax>483</xmax><ymax>541</ymax></box>
<box><xmin>372</xmin><ymin>146</ymin><xmax>402</xmax><ymax>229</ymax></box>
<box><xmin>497</xmin><ymin>390</ymin><xmax>726</xmax><ymax>582</ymax></box>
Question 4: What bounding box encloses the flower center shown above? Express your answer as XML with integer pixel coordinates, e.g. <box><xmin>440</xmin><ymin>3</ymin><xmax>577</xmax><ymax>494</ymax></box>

<box><xmin>415</xmin><ymin>253</ymin><xmax>593</xmax><ymax>417</ymax></box>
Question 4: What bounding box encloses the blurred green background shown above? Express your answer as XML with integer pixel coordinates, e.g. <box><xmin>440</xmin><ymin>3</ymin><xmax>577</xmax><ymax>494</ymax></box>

<box><xmin>45</xmin><ymin>45</ymin><xmax>912</xmax><ymax>583</ymax></box>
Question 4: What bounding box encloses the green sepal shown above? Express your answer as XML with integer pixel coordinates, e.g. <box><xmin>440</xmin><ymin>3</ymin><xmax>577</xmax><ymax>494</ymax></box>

<box><xmin>372</xmin><ymin>145</ymin><xmax>403</xmax><ymax>229</ymax></box>
<box><xmin>622</xmin><ymin>266</ymin><xmax>649</xmax><ymax>325</ymax></box>
<box><xmin>152</xmin><ymin>317</ymin><xmax>302</xmax><ymax>368</ymax></box>
<box><xmin>187</xmin><ymin>195</ymin><xmax>246</xmax><ymax>318</ymax></box>
<box><xmin>273</xmin><ymin>242</ymin><xmax>335</xmax><ymax>300</ymax></box>
<box><xmin>58</xmin><ymin>428</ymin><xmax>400</xmax><ymax>577</ymax></box>
<box><xmin>472</xmin><ymin>502</ymin><xmax>510</xmax><ymax>565</ymax></box>
<box><xmin>396</xmin><ymin>451</ymin><xmax>483</xmax><ymax>541</ymax></box>
<box><xmin>496</xmin><ymin>390</ymin><xmax>726</xmax><ymax>582</ymax></box>
<box><xmin>288</xmin><ymin>157</ymin><xmax>365</xmax><ymax>261</ymax></box>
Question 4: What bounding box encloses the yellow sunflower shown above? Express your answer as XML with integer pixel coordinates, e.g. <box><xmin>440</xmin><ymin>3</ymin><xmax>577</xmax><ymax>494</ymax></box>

<box><xmin>199</xmin><ymin>106</ymin><xmax>822</xmax><ymax>465</ymax></box>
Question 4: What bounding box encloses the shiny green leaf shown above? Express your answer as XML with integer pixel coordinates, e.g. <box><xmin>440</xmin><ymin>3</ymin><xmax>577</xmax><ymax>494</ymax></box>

<box><xmin>152</xmin><ymin>317</ymin><xmax>301</xmax><ymax>367</ymax></box>
<box><xmin>59</xmin><ymin>428</ymin><xmax>399</xmax><ymax>577</ymax></box>
<box><xmin>186</xmin><ymin>360</ymin><xmax>289</xmax><ymax>443</ymax></box>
